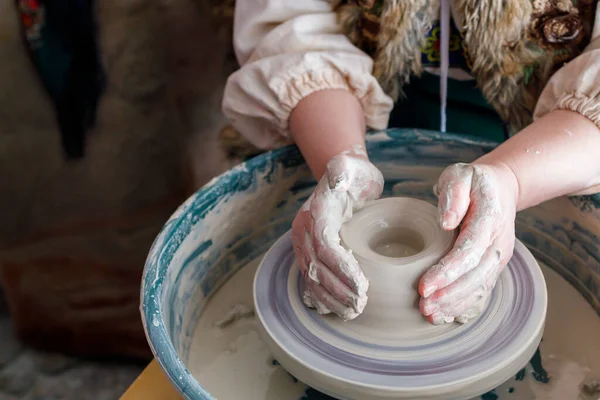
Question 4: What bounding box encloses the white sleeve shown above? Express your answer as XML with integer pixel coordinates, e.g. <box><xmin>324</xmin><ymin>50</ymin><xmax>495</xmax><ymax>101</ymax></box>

<box><xmin>222</xmin><ymin>0</ymin><xmax>394</xmax><ymax>149</ymax></box>
<box><xmin>534</xmin><ymin>2</ymin><xmax>600</xmax><ymax>129</ymax></box>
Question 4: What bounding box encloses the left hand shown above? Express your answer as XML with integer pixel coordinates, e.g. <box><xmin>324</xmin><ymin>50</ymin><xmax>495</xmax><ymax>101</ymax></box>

<box><xmin>419</xmin><ymin>162</ymin><xmax>519</xmax><ymax>325</ymax></box>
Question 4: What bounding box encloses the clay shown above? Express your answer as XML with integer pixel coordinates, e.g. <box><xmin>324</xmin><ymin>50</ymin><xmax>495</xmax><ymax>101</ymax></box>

<box><xmin>187</xmin><ymin>257</ymin><xmax>600</xmax><ymax>400</ymax></box>
<box><xmin>337</xmin><ymin>197</ymin><xmax>456</xmax><ymax>341</ymax></box>
<box><xmin>253</xmin><ymin>197</ymin><xmax>548</xmax><ymax>399</ymax></box>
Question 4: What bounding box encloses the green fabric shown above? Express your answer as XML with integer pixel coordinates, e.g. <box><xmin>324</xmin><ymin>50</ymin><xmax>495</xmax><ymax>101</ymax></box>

<box><xmin>389</xmin><ymin>72</ymin><xmax>506</xmax><ymax>143</ymax></box>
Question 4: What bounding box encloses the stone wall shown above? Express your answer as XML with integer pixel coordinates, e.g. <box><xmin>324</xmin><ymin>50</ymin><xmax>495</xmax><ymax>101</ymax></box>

<box><xmin>0</xmin><ymin>0</ymin><xmax>237</xmax><ymax>359</ymax></box>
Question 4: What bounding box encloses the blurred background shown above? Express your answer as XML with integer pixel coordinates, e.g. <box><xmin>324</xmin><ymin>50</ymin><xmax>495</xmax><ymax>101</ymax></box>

<box><xmin>0</xmin><ymin>0</ymin><xmax>258</xmax><ymax>398</ymax></box>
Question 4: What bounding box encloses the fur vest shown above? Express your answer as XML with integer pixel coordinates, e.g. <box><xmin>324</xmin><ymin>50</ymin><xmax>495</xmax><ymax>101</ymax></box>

<box><xmin>334</xmin><ymin>0</ymin><xmax>597</xmax><ymax>132</ymax></box>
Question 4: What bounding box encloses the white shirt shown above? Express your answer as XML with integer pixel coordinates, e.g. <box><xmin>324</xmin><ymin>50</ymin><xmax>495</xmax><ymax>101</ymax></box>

<box><xmin>222</xmin><ymin>0</ymin><xmax>600</xmax><ymax>149</ymax></box>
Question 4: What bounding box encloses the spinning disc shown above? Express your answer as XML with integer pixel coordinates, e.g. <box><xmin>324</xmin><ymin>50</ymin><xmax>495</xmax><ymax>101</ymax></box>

<box><xmin>254</xmin><ymin>231</ymin><xmax>547</xmax><ymax>400</ymax></box>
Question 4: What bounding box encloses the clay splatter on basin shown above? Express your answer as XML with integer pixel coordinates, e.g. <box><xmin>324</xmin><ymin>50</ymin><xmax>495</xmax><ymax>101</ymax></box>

<box><xmin>141</xmin><ymin>129</ymin><xmax>600</xmax><ymax>400</ymax></box>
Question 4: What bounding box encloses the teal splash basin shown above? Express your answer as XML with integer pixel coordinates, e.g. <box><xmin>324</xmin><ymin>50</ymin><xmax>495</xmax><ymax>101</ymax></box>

<box><xmin>141</xmin><ymin>129</ymin><xmax>600</xmax><ymax>399</ymax></box>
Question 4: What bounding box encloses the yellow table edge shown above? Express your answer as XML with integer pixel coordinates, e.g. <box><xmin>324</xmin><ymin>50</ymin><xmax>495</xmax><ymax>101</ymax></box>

<box><xmin>121</xmin><ymin>359</ymin><xmax>183</xmax><ymax>400</ymax></box>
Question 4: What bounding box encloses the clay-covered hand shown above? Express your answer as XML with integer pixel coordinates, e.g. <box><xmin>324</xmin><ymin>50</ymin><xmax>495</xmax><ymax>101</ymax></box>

<box><xmin>292</xmin><ymin>146</ymin><xmax>384</xmax><ymax>320</ymax></box>
<box><xmin>419</xmin><ymin>162</ymin><xmax>519</xmax><ymax>325</ymax></box>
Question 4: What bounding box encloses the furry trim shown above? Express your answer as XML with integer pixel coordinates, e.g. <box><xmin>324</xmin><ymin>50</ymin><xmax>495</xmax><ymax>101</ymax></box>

<box><xmin>455</xmin><ymin>0</ymin><xmax>550</xmax><ymax>132</ymax></box>
<box><xmin>335</xmin><ymin>2</ymin><xmax>366</xmax><ymax>47</ymax></box>
<box><xmin>334</xmin><ymin>0</ymin><xmax>595</xmax><ymax>132</ymax></box>
<box><xmin>373</xmin><ymin>0</ymin><xmax>436</xmax><ymax>99</ymax></box>
<box><xmin>336</xmin><ymin>0</ymin><xmax>437</xmax><ymax>100</ymax></box>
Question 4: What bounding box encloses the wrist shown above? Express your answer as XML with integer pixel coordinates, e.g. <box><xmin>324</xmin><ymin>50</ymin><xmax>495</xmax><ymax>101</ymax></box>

<box><xmin>290</xmin><ymin>90</ymin><xmax>367</xmax><ymax>179</ymax></box>
<box><xmin>472</xmin><ymin>160</ymin><xmax>521</xmax><ymax>212</ymax></box>
<box><xmin>473</xmin><ymin>110</ymin><xmax>600</xmax><ymax>210</ymax></box>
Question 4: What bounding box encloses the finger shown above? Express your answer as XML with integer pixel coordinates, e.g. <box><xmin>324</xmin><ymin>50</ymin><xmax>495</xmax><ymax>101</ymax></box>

<box><xmin>304</xmin><ymin>155</ymin><xmax>381</xmax><ymax>297</ymax></box>
<box><xmin>419</xmin><ymin>215</ymin><xmax>495</xmax><ymax>297</ymax></box>
<box><xmin>428</xmin><ymin>296</ymin><xmax>488</xmax><ymax>325</ymax></box>
<box><xmin>421</xmin><ymin>164</ymin><xmax>509</xmax><ymax>298</ymax></box>
<box><xmin>297</xmin><ymin>228</ymin><xmax>366</xmax><ymax>318</ymax></box>
<box><xmin>291</xmin><ymin>204</ymin><xmax>310</xmax><ymax>256</ymax></box>
<box><xmin>307</xmin><ymin>281</ymin><xmax>360</xmax><ymax>320</ymax></box>
<box><xmin>314</xmin><ymin>241</ymin><xmax>369</xmax><ymax>297</ymax></box>
<box><xmin>302</xmin><ymin>288</ymin><xmax>331</xmax><ymax>315</ymax></box>
<box><xmin>427</xmin><ymin>296</ymin><xmax>470</xmax><ymax>325</ymax></box>
<box><xmin>301</xmin><ymin>231</ymin><xmax>367</xmax><ymax>313</ymax></box>
<box><xmin>434</xmin><ymin>164</ymin><xmax>473</xmax><ymax>230</ymax></box>
<box><xmin>296</xmin><ymin>247</ymin><xmax>331</xmax><ymax>316</ymax></box>
<box><xmin>426</xmin><ymin>294</ymin><xmax>489</xmax><ymax>325</ymax></box>
<box><xmin>456</xmin><ymin>296</ymin><xmax>488</xmax><ymax>324</ymax></box>
<box><xmin>309</xmin><ymin>193</ymin><xmax>369</xmax><ymax>296</ymax></box>
<box><xmin>292</xmin><ymin>228</ymin><xmax>309</xmax><ymax>279</ymax></box>
<box><xmin>421</xmin><ymin>245</ymin><xmax>504</xmax><ymax>317</ymax></box>
<box><xmin>429</xmin><ymin>314</ymin><xmax>456</xmax><ymax>325</ymax></box>
<box><xmin>420</xmin><ymin>290</ymin><xmax>471</xmax><ymax>318</ymax></box>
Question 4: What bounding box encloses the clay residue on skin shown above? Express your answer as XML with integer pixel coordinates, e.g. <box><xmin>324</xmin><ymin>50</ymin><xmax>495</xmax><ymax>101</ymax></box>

<box><xmin>423</xmin><ymin>163</ymin><xmax>519</xmax><ymax>326</ymax></box>
<box><xmin>297</xmin><ymin>145</ymin><xmax>383</xmax><ymax>320</ymax></box>
<box><xmin>214</xmin><ymin>304</ymin><xmax>255</xmax><ymax>328</ymax></box>
<box><xmin>341</xmin><ymin>144</ymin><xmax>367</xmax><ymax>157</ymax></box>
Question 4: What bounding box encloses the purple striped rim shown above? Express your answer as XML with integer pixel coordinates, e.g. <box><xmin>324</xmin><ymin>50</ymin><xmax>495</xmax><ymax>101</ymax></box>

<box><xmin>255</xmin><ymin>231</ymin><xmax>540</xmax><ymax>388</ymax></box>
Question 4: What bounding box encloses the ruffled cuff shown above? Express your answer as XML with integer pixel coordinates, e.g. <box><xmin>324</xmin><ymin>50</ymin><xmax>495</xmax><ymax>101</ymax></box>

<box><xmin>223</xmin><ymin>56</ymin><xmax>394</xmax><ymax>150</ymax></box>
<box><xmin>273</xmin><ymin>68</ymin><xmax>392</xmax><ymax>135</ymax></box>
<box><xmin>534</xmin><ymin>49</ymin><xmax>600</xmax><ymax>129</ymax></box>
<box><xmin>554</xmin><ymin>92</ymin><xmax>600</xmax><ymax>127</ymax></box>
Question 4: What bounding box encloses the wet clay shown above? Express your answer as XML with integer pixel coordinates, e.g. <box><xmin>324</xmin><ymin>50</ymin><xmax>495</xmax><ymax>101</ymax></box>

<box><xmin>251</xmin><ymin>198</ymin><xmax>546</xmax><ymax>399</ymax></box>
<box><xmin>335</xmin><ymin>197</ymin><xmax>457</xmax><ymax>345</ymax></box>
<box><xmin>187</xmin><ymin>257</ymin><xmax>600</xmax><ymax>399</ymax></box>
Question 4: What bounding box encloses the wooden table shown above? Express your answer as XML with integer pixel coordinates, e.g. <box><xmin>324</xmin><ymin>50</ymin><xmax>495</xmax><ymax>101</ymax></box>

<box><xmin>121</xmin><ymin>360</ymin><xmax>183</xmax><ymax>399</ymax></box>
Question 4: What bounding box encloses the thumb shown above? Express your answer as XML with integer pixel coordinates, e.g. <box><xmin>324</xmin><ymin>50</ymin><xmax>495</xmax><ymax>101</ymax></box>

<box><xmin>434</xmin><ymin>163</ymin><xmax>473</xmax><ymax>230</ymax></box>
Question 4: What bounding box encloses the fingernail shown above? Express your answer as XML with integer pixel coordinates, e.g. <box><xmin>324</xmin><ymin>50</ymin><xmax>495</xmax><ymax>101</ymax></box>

<box><xmin>442</xmin><ymin>211</ymin><xmax>458</xmax><ymax>229</ymax></box>
<box><xmin>423</xmin><ymin>285</ymin><xmax>438</xmax><ymax>298</ymax></box>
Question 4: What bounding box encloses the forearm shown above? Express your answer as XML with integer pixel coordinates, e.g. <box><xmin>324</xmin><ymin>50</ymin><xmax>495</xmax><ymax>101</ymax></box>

<box><xmin>290</xmin><ymin>89</ymin><xmax>367</xmax><ymax>179</ymax></box>
<box><xmin>476</xmin><ymin>110</ymin><xmax>600</xmax><ymax>211</ymax></box>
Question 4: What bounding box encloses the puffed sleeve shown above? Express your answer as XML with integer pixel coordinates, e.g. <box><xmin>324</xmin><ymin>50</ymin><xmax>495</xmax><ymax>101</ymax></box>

<box><xmin>222</xmin><ymin>0</ymin><xmax>394</xmax><ymax>149</ymax></box>
<box><xmin>533</xmin><ymin>3</ymin><xmax>600</xmax><ymax>128</ymax></box>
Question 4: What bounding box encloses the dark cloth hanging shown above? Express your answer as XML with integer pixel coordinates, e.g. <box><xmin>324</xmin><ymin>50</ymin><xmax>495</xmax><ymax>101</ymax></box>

<box><xmin>17</xmin><ymin>0</ymin><xmax>105</xmax><ymax>159</ymax></box>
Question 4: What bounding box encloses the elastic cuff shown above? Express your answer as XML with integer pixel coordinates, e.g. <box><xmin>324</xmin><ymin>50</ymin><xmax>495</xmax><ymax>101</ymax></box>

<box><xmin>273</xmin><ymin>68</ymin><xmax>391</xmax><ymax>137</ymax></box>
<box><xmin>555</xmin><ymin>92</ymin><xmax>600</xmax><ymax>129</ymax></box>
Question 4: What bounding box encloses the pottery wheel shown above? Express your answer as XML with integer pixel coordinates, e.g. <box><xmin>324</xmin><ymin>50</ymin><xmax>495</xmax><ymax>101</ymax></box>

<box><xmin>254</xmin><ymin>198</ymin><xmax>547</xmax><ymax>400</ymax></box>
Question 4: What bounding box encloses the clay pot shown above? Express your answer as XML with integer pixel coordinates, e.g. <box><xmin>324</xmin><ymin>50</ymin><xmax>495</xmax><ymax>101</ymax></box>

<box><xmin>338</xmin><ymin>197</ymin><xmax>456</xmax><ymax>343</ymax></box>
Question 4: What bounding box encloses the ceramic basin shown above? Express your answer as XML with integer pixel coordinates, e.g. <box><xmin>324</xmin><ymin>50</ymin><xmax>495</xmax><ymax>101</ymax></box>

<box><xmin>140</xmin><ymin>129</ymin><xmax>600</xmax><ymax>400</ymax></box>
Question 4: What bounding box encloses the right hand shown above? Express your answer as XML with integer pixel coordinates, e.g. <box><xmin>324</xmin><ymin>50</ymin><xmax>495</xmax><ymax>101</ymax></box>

<box><xmin>291</xmin><ymin>146</ymin><xmax>384</xmax><ymax>320</ymax></box>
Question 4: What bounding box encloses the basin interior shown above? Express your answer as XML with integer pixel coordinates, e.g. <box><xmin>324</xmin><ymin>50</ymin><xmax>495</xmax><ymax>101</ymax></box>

<box><xmin>141</xmin><ymin>130</ymin><xmax>600</xmax><ymax>400</ymax></box>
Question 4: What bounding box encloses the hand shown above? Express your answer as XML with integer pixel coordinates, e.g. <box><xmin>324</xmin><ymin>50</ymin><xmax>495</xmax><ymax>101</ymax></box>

<box><xmin>419</xmin><ymin>162</ymin><xmax>519</xmax><ymax>325</ymax></box>
<box><xmin>291</xmin><ymin>146</ymin><xmax>384</xmax><ymax>320</ymax></box>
